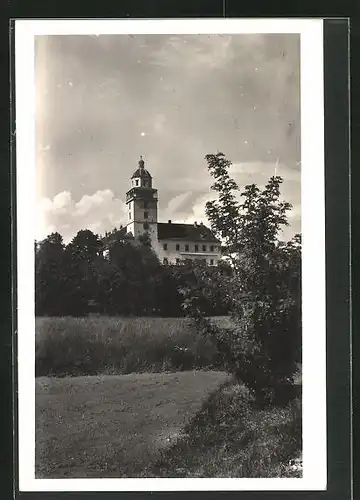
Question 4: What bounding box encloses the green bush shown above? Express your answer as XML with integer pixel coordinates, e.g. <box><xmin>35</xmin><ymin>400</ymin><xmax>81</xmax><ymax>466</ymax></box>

<box><xmin>145</xmin><ymin>379</ymin><xmax>302</xmax><ymax>477</ymax></box>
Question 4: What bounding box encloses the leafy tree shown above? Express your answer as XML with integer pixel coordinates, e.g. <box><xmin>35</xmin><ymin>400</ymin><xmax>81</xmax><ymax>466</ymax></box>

<box><xmin>62</xmin><ymin>230</ymin><xmax>103</xmax><ymax>315</ymax></box>
<box><xmin>99</xmin><ymin>232</ymin><xmax>165</xmax><ymax>315</ymax></box>
<box><xmin>181</xmin><ymin>152</ymin><xmax>301</xmax><ymax>405</ymax></box>
<box><xmin>134</xmin><ymin>236</ymin><xmax>166</xmax><ymax>314</ymax></box>
<box><xmin>68</xmin><ymin>229</ymin><xmax>103</xmax><ymax>263</ymax></box>
<box><xmin>35</xmin><ymin>232</ymin><xmax>67</xmax><ymax>316</ymax></box>
<box><xmin>171</xmin><ymin>260</ymin><xmax>232</xmax><ymax>317</ymax></box>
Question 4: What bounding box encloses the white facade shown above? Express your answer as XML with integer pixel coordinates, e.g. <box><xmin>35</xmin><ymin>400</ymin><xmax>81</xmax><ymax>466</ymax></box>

<box><xmin>156</xmin><ymin>239</ymin><xmax>221</xmax><ymax>266</ymax></box>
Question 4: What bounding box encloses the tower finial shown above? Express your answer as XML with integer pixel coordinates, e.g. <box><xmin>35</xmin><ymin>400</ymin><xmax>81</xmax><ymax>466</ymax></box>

<box><xmin>139</xmin><ymin>155</ymin><xmax>144</xmax><ymax>168</ymax></box>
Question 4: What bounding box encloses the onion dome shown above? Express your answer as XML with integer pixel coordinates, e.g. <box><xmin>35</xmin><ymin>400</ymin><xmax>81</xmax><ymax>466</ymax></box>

<box><xmin>131</xmin><ymin>156</ymin><xmax>152</xmax><ymax>179</ymax></box>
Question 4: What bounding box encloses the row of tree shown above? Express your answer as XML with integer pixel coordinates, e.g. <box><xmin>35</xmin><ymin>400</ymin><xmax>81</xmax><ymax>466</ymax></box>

<box><xmin>35</xmin><ymin>228</ymin><xmax>231</xmax><ymax>317</ymax></box>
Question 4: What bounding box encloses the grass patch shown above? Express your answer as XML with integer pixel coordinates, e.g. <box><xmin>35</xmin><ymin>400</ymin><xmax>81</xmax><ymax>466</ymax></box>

<box><xmin>36</xmin><ymin>316</ymin><xmax>231</xmax><ymax>377</ymax></box>
<box><xmin>36</xmin><ymin>371</ymin><xmax>229</xmax><ymax>478</ymax></box>
<box><xmin>36</xmin><ymin>371</ymin><xmax>301</xmax><ymax>479</ymax></box>
<box><xmin>144</xmin><ymin>379</ymin><xmax>302</xmax><ymax>478</ymax></box>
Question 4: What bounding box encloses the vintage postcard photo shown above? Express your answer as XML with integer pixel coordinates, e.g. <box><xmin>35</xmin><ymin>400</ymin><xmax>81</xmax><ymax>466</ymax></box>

<box><xmin>15</xmin><ymin>19</ymin><xmax>326</xmax><ymax>492</ymax></box>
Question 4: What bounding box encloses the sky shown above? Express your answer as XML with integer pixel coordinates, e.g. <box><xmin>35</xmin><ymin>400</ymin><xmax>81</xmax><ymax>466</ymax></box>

<box><xmin>35</xmin><ymin>33</ymin><xmax>301</xmax><ymax>243</ymax></box>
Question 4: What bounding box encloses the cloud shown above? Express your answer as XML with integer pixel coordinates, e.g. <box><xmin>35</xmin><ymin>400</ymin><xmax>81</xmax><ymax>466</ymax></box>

<box><xmin>74</xmin><ymin>189</ymin><xmax>114</xmax><ymax>216</ymax></box>
<box><xmin>181</xmin><ymin>190</ymin><xmax>300</xmax><ymax>241</ymax></box>
<box><xmin>160</xmin><ymin>160</ymin><xmax>301</xmax><ymax>239</ymax></box>
<box><xmin>36</xmin><ymin>189</ymin><xmax>127</xmax><ymax>243</ymax></box>
<box><xmin>183</xmin><ymin>193</ymin><xmax>213</xmax><ymax>226</ymax></box>
<box><xmin>52</xmin><ymin>191</ymin><xmax>72</xmax><ymax>211</ymax></box>
<box><xmin>161</xmin><ymin>191</ymin><xmax>194</xmax><ymax>222</ymax></box>
<box><xmin>36</xmin><ymin>156</ymin><xmax>300</xmax><ymax>245</ymax></box>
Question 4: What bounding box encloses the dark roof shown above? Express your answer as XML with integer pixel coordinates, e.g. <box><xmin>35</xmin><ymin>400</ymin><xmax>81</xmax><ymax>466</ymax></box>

<box><xmin>157</xmin><ymin>222</ymin><xmax>220</xmax><ymax>243</ymax></box>
<box><xmin>131</xmin><ymin>157</ymin><xmax>152</xmax><ymax>179</ymax></box>
<box><xmin>131</xmin><ymin>168</ymin><xmax>152</xmax><ymax>179</ymax></box>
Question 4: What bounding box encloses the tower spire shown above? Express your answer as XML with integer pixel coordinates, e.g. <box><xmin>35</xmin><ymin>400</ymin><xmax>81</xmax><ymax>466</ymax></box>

<box><xmin>139</xmin><ymin>155</ymin><xmax>145</xmax><ymax>169</ymax></box>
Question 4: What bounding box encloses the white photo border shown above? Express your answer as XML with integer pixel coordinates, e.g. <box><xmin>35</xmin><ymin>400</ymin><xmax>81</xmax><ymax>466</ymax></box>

<box><xmin>15</xmin><ymin>18</ymin><xmax>326</xmax><ymax>492</ymax></box>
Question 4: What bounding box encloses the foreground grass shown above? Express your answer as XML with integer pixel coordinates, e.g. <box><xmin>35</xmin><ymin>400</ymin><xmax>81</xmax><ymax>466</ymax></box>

<box><xmin>144</xmin><ymin>380</ymin><xmax>302</xmax><ymax>478</ymax></box>
<box><xmin>36</xmin><ymin>371</ymin><xmax>229</xmax><ymax>478</ymax></box>
<box><xmin>36</xmin><ymin>371</ymin><xmax>301</xmax><ymax>478</ymax></box>
<box><xmin>36</xmin><ymin>316</ymin><xmax>234</xmax><ymax>377</ymax></box>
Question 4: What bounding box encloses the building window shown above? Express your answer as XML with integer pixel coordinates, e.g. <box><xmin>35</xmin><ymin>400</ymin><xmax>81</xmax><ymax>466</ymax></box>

<box><xmin>144</xmin><ymin>211</ymin><xmax>148</xmax><ymax>219</ymax></box>
<box><xmin>210</xmin><ymin>245</ymin><xmax>214</xmax><ymax>252</ymax></box>
<box><xmin>176</xmin><ymin>244</ymin><xmax>180</xmax><ymax>251</ymax></box>
<box><xmin>195</xmin><ymin>244</ymin><xmax>199</xmax><ymax>252</ymax></box>
<box><xmin>163</xmin><ymin>243</ymin><xmax>168</xmax><ymax>250</ymax></box>
<box><xmin>202</xmin><ymin>245</ymin><xmax>207</xmax><ymax>252</ymax></box>
<box><xmin>163</xmin><ymin>257</ymin><xmax>168</xmax><ymax>265</ymax></box>
<box><xmin>185</xmin><ymin>244</ymin><xmax>189</xmax><ymax>252</ymax></box>
<box><xmin>210</xmin><ymin>259</ymin><xmax>214</xmax><ymax>265</ymax></box>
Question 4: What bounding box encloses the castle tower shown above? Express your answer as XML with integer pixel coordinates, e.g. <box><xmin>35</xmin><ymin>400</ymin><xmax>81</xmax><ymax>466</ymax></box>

<box><xmin>125</xmin><ymin>156</ymin><xmax>158</xmax><ymax>243</ymax></box>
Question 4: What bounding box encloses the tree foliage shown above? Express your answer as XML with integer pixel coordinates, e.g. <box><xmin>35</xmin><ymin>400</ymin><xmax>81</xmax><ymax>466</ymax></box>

<box><xmin>35</xmin><ymin>229</ymin><xmax>228</xmax><ymax>318</ymax></box>
<box><xmin>35</xmin><ymin>232</ymin><xmax>67</xmax><ymax>316</ymax></box>
<box><xmin>181</xmin><ymin>153</ymin><xmax>301</xmax><ymax>405</ymax></box>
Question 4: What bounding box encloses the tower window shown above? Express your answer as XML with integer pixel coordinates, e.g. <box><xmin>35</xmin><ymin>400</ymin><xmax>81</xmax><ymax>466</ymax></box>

<box><xmin>144</xmin><ymin>211</ymin><xmax>148</xmax><ymax>219</ymax></box>
<box><xmin>143</xmin><ymin>201</ymin><xmax>148</xmax><ymax>209</ymax></box>
<box><xmin>176</xmin><ymin>244</ymin><xmax>180</xmax><ymax>251</ymax></box>
<box><xmin>143</xmin><ymin>222</ymin><xmax>149</xmax><ymax>230</ymax></box>
<box><xmin>195</xmin><ymin>244</ymin><xmax>199</xmax><ymax>252</ymax></box>
<box><xmin>163</xmin><ymin>257</ymin><xmax>168</xmax><ymax>265</ymax></box>
<box><xmin>135</xmin><ymin>179</ymin><xmax>139</xmax><ymax>186</ymax></box>
<box><xmin>163</xmin><ymin>243</ymin><xmax>168</xmax><ymax>250</ymax></box>
<box><xmin>202</xmin><ymin>245</ymin><xmax>207</xmax><ymax>252</ymax></box>
<box><xmin>185</xmin><ymin>244</ymin><xmax>189</xmax><ymax>252</ymax></box>
<box><xmin>128</xmin><ymin>212</ymin><xmax>131</xmax><ymax>219</ymax></box>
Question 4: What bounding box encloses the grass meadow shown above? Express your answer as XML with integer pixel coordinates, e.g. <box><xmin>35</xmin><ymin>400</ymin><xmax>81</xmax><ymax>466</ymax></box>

<box><xmin>35</xmin><ymin>316</ymin><xmax>302</xmax><ymax>478</ymax></box>
<box><xmin>36</xmin><ymin>371</ymin><xmax>229</xmax><ymax>478</ymax></box>
<box><xmin>35</xmin><ymin>316</ymin><xmax>234</xmax><ymax>377</ymax></box>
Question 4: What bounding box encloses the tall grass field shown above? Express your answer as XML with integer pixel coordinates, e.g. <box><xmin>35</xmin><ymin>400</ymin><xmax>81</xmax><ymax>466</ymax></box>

<box><xmin>36</xmin><ymin>316</ymin><xmax>234</xmax><ymax>377</ymax></box>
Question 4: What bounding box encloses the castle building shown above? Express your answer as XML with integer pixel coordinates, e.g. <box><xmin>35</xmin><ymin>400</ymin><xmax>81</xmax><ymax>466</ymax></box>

<box><xmin>125</xmin><ymin>157</ymin><xmax>221</xmax><ymax>266</ymax></box>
